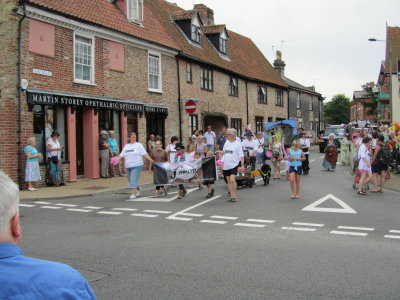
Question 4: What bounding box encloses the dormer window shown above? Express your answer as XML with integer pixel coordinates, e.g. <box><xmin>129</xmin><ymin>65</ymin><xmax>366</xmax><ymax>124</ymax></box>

<box><xmin>191</xmin><ymin>24</ymin><xmax>200</xmax><ymax>43</ymax></box>
<box><xmin>127</xmin><ymin>0</ymin><xmax>143</xmax><ymax>23</ymax></box>
<box><xmin>219</xmin><ymin>37</ymin><xmax>227</xmax><ymax>53</ymax></box>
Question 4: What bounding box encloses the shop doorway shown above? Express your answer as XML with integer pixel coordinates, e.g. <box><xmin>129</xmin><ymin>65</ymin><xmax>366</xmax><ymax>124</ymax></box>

<box><xmin>203</xmin><ymin>113</ymin><xmax>228</xmax><ymax>136</ymax></box>
<box><xmin>127</xmin><ymin>112</ymin><xmax>139</xmax><ymax>141</ymax></box>
<box><xmin>146</xmin><ymin>113</ymin><xmax>165</xmax><ymax>145</ymax></box>
<box><xmin>76</xmin><ymin>108</ymin><xmax>84</xmax><ymax>176</ymax></box>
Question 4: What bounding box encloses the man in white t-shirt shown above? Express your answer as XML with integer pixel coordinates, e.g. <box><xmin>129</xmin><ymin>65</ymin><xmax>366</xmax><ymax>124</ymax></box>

<box><xmin>241</xmin><ymin>132</ymin><xmax>258</xmax><ymax>170</ymax></box>
<box><xmin>299</xmin><ymin>133</ymin><xmax>311</xmax><ymax>175</ymax></box>
<box><xmin>204</xmin><ymin>125</ymin><xmax>216</xmax><ymax>152</ymax></box>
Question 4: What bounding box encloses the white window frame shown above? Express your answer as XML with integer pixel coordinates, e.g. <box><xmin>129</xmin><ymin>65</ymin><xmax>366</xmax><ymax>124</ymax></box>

<box><xmin>258</xmin><ymin>86</ymin><xmax>267</xmax><ymax>104</ymax></box>
<box><xmin>127</xmin><ymin>0</ymin><xmax>144</xmax><ymax>23</ymax></box>
<box><xmin>73</xmin><ymin>33</ymin><xmax>95</xmax><ymax>85</ymax></box>
<box><xmin>229</xmin><ymin>76</ymin><xmax>238</xmax><ymax>96</ymax></box>
<box><xmin>220</xmin><ymin>37</ymin><xmax>227</xmax><ymax>53</ymax></box>
<box><xmin>191</xmin><ymin>24</ymin><xmax>200</xmax><ymax>43</ymax></box>
<box><xmin>148</xmin><ymin>51</ymin><xmax>162</xmax><ymax>93</ymax></box>
<box><xmin>186</xmin><ymin>63</ymin><xmax>192</xmax><ymax>83</ymax></box>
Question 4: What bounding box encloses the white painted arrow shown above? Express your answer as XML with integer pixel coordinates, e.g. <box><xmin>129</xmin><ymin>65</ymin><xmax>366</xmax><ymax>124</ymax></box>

<box><xmin>302</xmin><ymin>194</ymin><xmax>357</xmax><ymax>214</ymax></box>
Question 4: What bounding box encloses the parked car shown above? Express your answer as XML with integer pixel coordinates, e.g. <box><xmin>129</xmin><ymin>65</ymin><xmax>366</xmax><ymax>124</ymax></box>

<box><xmin>319</xmin><ymin>125</ymin><xmax>346</xmax><ymax>153</ymax></box>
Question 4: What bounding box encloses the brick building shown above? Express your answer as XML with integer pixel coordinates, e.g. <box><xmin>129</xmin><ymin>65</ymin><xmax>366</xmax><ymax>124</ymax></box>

<box><xmin>0</xmin><ymin>0</ymin><xmax>288</xmax><ymax>188</ymax></box>
<box><xmin>273</xmin><ymin>51</ymin><xmax>323</xmax><ymax>140</ymax></box>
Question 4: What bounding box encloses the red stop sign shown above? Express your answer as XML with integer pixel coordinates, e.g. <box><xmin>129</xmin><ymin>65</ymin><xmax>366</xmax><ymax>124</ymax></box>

<box><xmin>185</xmin><ymin>100</ymin><xmax>196</xmax><ymax>114</ymax></box>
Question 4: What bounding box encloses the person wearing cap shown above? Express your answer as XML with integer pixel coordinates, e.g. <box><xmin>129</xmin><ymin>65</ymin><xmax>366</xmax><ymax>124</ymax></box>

<box><xmin>46</xmin><ymin>130</ymin><xmax>65</xmax><ymax>186</ymax></box>
<box><xmin>99</xmin><ymin>130</ymin><xmax>110</xmax><ymax>178</ymax></box>
<box><xmin>241</xmin><ymin>131</ymin><xmax>258</xmax><ymax>171</ymax></box>
<box><xmin>174</xmin><ymin>143</ymin><xmax>188</xmax><ymax>199</ymax></box>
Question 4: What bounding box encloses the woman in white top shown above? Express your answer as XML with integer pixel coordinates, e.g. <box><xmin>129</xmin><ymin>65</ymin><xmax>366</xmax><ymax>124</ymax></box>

<box><xmin>46</xmin><ymin>130</ymin><xmax>65</xmax><ymax>186</ymax></box>
<box><xmin>357</xmin><ymin>136</ymin><xmax>373</xmax><ymax>195</ymax></box>
<box><xmin>217</xmin><ymin>128</ymin><xmax>244</xmax><ymax>202</ymax></box>
<box><xmin>119</xmin><ymin>132</ymin><xmax>153</xmax><ymax>199</ymax></box>
<box><xmin>166</xmin><ymin>136</ymin><xmax>179</xmax><ymax>163</ymax></box>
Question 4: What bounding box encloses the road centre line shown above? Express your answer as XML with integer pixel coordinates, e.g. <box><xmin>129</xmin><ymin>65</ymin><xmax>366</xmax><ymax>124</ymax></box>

<box><xmin>384</xmin><ymin>235</ymin><xmax>400</xmax><ymax>240</ymax></box>
<box><xmin>211</xmin><ymin>215</ymin><xmax>238</xmax><ymax>220</ymax></box>
<box><xmin>112</xmin><ymin>208</ymin><xmax>138</xmax><ymax>211</ymax></box>
<box><xmin>180</xmin><ymin>213</ymin><xmax>204</xmax><ymax>217</ymax></box>
<box><xmin>97</xmin><ymin>211</ymin><xmax>122</xmax><ymax>215</ymax></box>
<box><xmin>40</xmin><ymin>206</ymin><xmax>63</xmax><ymax>209</ymax></box>
<box><xmin>166</xmin><ymin>195</ymin><xmax>221</xmax><ymax>220</ymax></box>
<box><xmin>35</xmin><ymin>201</ymin><xmax>51</xmax><ymax>205</ymax></box>
<box><xmin>292</xmin><ymin>222</ymin><xmax>324</xmax><ymax>227</ymax></box>
<box><xmin>66</xmin><ymin>208</ymin><xmax>92</xmax><ymax>212</ymax></box>
<box><xmin>131</xmin><ymin>213</ymin><xmax>158</xmax><ymax>218</ymax></box>
<box><xmin>200</xmin><ymin>220</ymin><xmax>227</xmax><ymax>224</ymax></box>
<box><xmin>83</xmin><ymin>206</ymin><xmax>104</xmax><ymax>209</ymax></box>
<box><xmin>19</xmin><ymin>204</ymin><xmax>36</xmax><ymax>207</ymax></box>
<box><xmin>247</xmin><ymin>219</ymin><xmax>276</xmax><ymax>223</ymax></box>
<box><xmin>337</xmin><ymin>226</ymin><xmax>374</xmax><ymax>231</ymax></box>
<box><xmin>330</xmin><ymin>230</ymin><xmax>368</xmax><ymax>237</ymax></box>
<box><xmin>234</xmin><ymin>223</ymin><xmax>266</xmax><ymax>228</ymax></box>
<box><xmin>143</xmin><ymin>210</ymin><xmax>172</xmax><ymax>214</ymax></box>
<box><xmin>55</xmin><ymin>203</ymin><xmax>77</xmax><ymax>207</ymax></box>
<box><xmin>389</xmin><ymin>230</ymin><xmax>400</xmax><ymax>234</ymax></box>
<box><xmin>281</xmin><ymin>226</ymin><xmax>316</xmax><ymax>232</ymax></box>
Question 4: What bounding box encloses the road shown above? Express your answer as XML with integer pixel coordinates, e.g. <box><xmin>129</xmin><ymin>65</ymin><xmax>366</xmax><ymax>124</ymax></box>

<box><xmin>19</xmin><ymin>150</ymin><xmax>400</xmax><ymax>299</ymax></box>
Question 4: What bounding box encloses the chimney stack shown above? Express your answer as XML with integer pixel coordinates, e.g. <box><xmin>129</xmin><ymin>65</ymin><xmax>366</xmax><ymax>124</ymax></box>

<box><xmin>194</xmin><ymin>4</ymin><xmax>214</xmax><ymax>26</ymax></box>
<box><xmin>273</xmin><ymin>50</ymin><xmax>286</xmax><ymax>77</ymax></box>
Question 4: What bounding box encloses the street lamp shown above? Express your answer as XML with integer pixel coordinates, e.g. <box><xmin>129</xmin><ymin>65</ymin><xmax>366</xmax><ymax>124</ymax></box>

<box><xmin>368</xmin><ymin>38</ymin><xmax>385</xmax><ymax>42</ymax></box>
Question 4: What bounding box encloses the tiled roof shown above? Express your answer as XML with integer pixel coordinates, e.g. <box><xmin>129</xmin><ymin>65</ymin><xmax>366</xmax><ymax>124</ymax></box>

<box><xmin>26</xmin><ymin>0</ymin><xmax>287</xmax><ymax>87</ymax></box>
<box><xmin>26</xmin><ymin>0</ymin><xmax>178</xmax><ymax>50</ymax></box>
<box><xmin>148</xmin><ymin>0</ymin><xmax>287</xmax><ymax>87</ymax></box>
<box><xmin>171</xmin><ymin>10</ymin><xmax>196</xmax><ymax>21</ymax></box>
<box><xmin>282</xmin><ymin>76</ymin><xmax>321</xmax><ymax>96</ymax></box>
<box><xmin>386</xmin><ymin>27</ymin><xmax>400</xmax><ymax>73</ymax></box>
<box><xmin>202</xmin><ymin>25</ymin><xmax>226</xmax><ymax>35</ymax></box>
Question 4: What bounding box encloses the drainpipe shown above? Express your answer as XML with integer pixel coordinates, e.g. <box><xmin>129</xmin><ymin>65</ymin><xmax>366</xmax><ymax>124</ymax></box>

<box><xmin>245</xmin><ymin>80</ymin><xmax>249</xmax><ymax>125</ymax></box>
<box><xmin>176</xmin><ymin>55</ymin><xmax>182</xmax><ymax>141</ymax></box>
<box><xmin>17</xmin><ymin>0</ymin><xmax>27</xmax><ymax>190</ymax></box>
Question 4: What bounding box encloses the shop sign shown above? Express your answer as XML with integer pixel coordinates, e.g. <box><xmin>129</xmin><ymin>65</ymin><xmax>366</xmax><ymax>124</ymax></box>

<box><xmin>144</xmin><ymin>105</ymin><xmax>168</xmax><ymax>114</ymax></box>
<box><xmin>27</xmin><ymin>91</ymin><xmax>143</xmax><ymax>112</ymax></box>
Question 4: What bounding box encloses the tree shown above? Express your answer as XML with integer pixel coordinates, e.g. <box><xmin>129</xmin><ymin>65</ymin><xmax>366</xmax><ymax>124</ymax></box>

<box><xmin>324</xmin><ymin>94</ymin><xmax>350</xmax><ymax>125</ymax></box>
<box><xmin>360</xmin><ymin>85</ymin><xmax>378</xmax><ymax>117</ymax></box>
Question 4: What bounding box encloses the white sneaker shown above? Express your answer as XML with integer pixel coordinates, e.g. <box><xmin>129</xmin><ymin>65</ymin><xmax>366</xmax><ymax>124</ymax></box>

<box><xmin>136</xmin><ymin>189</ymin><xmax>141</xmax><ymax>197</ymax></box>
<box><xmin>28</xmin><ymin>188</ymin><xmax>37</xmax><ymax>192</ymax></box>
<box><xmin>128</xmin><ymin>194</ymin><xmax>136</xmax><ymax>199</ymax></box>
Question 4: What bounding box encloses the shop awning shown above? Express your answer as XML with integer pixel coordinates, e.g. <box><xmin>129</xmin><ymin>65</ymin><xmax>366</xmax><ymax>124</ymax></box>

<box><xmin>26</xmin><ymin>88</ymin><xmax>144</xmax><ymax>112</ymax></box>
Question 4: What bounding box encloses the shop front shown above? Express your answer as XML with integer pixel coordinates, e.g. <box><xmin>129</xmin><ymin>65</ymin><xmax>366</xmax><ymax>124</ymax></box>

<box><xmin>26</xmin><ymin>88</ymin><xmax>144</xmax><ymax>182</ymax></box>
<box><xmin>144</xmin><ymin>105</ymin><xmax>168</xmax><ymax>146</ymax></box>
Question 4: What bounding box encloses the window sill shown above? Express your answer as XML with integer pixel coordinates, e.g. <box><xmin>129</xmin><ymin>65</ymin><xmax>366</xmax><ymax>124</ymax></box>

<box><xmin>200</xmin><ymin>88</ymin><xmax>213</xmax><ymax>92</ymax></box>
<box><xmin>257</xmin><ymin>102</ymin><xmax>268</xmax><ymax>105</ymax></box>
<box><xmin>148</xmin><ymin>89</ymin><xmax>163</xmax><ymax>94</ymax></box>
<box><xmin>229</xmin><ymin>94</ymin><xmax>239</xmax><ymax>97</ymax></box>
<box><xmin>73</xmin><ymin>80</ymin><xmax>97</xmax><ymax>87</ymax></box>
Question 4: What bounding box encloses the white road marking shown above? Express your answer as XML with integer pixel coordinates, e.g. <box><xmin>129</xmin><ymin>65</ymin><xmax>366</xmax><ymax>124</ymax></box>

<box><xmin>255</xmin><ymin>178</ymin><xmax>263</xmax><ymax>182</ymax></box>
<box><xmin>40</xmin><ymin>206</ymin><xmax>63</xmax><ymax>209</ymax></box>
<box><xmin>83</xmin><ymin>206</ymin><xmax>104</xmax><ymax>209</ymax></box>
<box><xmin>384</xmin><ymin>235</ymin><xmax>400</xmax><ymax>240</ymax></box>
<box><xmin>167</xmin><ymin>195</ymin><xmax>221</xmax><ymax>220</ymax></box>
<box><xmin>143</xmin><ymin>210</ymin><xmax>172</xmax><ymax>214</ymax></box>
<box><xmin>112</xmin><ymin>208</ymin><xmax>138</xmax><ymax>211</ymax></box>
<box><xmin>337</xmin><ymin>226</ymin><xmax>374</xmax><ymax>231</ymax></box>
<box><xmin>281</xmin><ymin>226</ymin><xmax>316</xmax><ymax>232</ymax></box>
<box><xmin>131</xmin><ymin>213</ymin><xmax>158</xmax><ymax>218</ymax></box>
<box><xmin>97</xmin><ymin>211</ymin><xmax>122</xmax><ymax>215</ymax></box>
<box><xmin>200</xmin><ymin>220</ymin><xmax>227</xmax><ymax>224</ymax></box>
<box><xmin>66</xmin><ymin>208</ymin><xmax>92</xmax><ymax>212</ymax></box>
<box><xmin>35</xmin><ymin>201</ymin><xmax>51</xmax><ymax>205</ymax></box>
<box><xmin>234</xmin><ymin>223</ymin><xmax>266</xmax><ymax>228</ymax></box>
<box><xmin>166</xmin><ymin>216</ymin><xmax>192</xmax><ymax>221</ymax></box>
<box><xmin>389</xmin><ymin>230</ymin><xmax>400</xmax><ymax>234</ymax></box>
<box><xmin>302</xmin><ymin>194</ymin><xmax>357</xmax><ymax>214</ymax></box>
<box><xmin>247</xmin><ymin>219</ymin><xmax>276</xmax><ymax>224</ymax></box>
<box><xmin>211</xmin><ymin>215</ymin><xmax>238</xmax><ymax>220</ymax></box>
<box><xmin>19</xmin><ymin>204</ymin><xmax>36</xmax><ymax>207</ymax></box>
<box><xmin>330</xmin><ymin>230</ymin><xmax>368</xmax><ymax>237</ymax></box>
<box><xmin>55</xmin><ymin>203</ymin><xmax>77</xmax><ymax>207</ymax></box>
<box><xmin>319</xmin><ymin>155</ymin><xmax>325</xmax><ymax>159</ymax></box>
<box><xmin>309</xmin><ymin>159</ymin><xmax>316</xmax><ymax>163</ymax></box>
<box><xmin>180</xmin><ymin>213</ymin><xmax>204</xmax><ymax>217</ymax></box>
<box><xmin>292</xmin><ymin>222</ymin><xmax>324</xmax><ymax>227</ymax></box>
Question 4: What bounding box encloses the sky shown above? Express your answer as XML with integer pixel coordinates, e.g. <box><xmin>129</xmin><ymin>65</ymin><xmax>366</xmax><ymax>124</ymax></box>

<box><xmin>167</xmin><ymin>0</ymin><xmax>399</xmax><ymax>102</ymax></box>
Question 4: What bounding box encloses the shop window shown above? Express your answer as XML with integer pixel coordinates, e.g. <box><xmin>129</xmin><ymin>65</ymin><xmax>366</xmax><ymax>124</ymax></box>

<box><xmin>255</xmin><ymin>116</ymin><xmax>264</xmax><ymax>133</ymax></box>
<box><xmin>127</xmin><ymin>112</ymin><xmax>139</xmax><ymax>140</ymax></box>
<box><xmin>33</xmin><ymin>105</ymin><xmax>67</xmax><ymax>163</ymax></box>
<box><xmin>231</xmin><ymin>118</ymin><xmax>242</xmax><ymax>138</ymax></box>
<box><xmin>98</xmin><ymin>110</ymin><xmax>113</xmax><ymax>132</ymax></box>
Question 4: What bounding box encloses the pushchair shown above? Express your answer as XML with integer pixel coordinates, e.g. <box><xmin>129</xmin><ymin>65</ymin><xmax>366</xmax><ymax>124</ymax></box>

<box><xmin>235</xmin><ymin>152</ymin><xmax>256</xmax><ymax>188</ymax></box>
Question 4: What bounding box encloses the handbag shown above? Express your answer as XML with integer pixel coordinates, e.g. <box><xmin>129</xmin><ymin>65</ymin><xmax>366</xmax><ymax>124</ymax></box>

<box><xmin>265</xmin><ymin>150</ymin><xmax>272</xmax><ymax>159</ymax></box>
<box><xmin>51</xmin><ymin>155</ymin><xmax>59</xmax><ymax>164</ymax></box>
